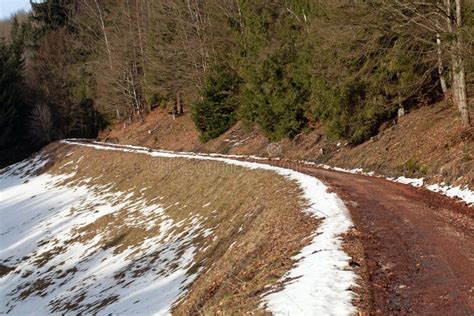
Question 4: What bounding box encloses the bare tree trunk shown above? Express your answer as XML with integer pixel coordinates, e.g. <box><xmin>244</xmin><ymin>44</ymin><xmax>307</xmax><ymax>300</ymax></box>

<box><xmin>455</xmin><ymin>54</ymin><xmax>470</xmax><ymax>126</ymax></box>
<box><xmin>94</xmin><ymin>0</ymin><xmax>113</xmax><ymax>71</ymax></box>
<box><xmin>396</xmin><ymin>72</ymin><xmax>405</xmax><ymax>116</ymax></box>
<box><xmin>176</xmin><ymin>92</ymin><xmax>183</xmax><ymax>115</ymax></box>
<box><xmin>397</xmin><ymin>93</ymin><xmax>405</xmax><ymax>117</ymax></box>
<box><xmin>136</xmin><ymin>0</ymin><xmax>151</xmax><ymax>113</ymax></box>
<box><xmin>126</xmin><ymin>0</ymin><xmax>142</xmax><ymax>120</ymax></box>
<box><xmin>446</xmin><ymin>0</ymin><xmax>470</xmax><ymax>126</ymax></box>
<box><xmin>454</xmin><ymin>0</ymin><xmax>470</xmax><ymax>126</ymax></box>
<box><xmin>235</xmin><ymin>0</ymin><xmax>244</xmax><ymax>33</ymax></box>
<box><xmin>436</xmin><ymin>32</ymin><xmax>448</xmax><ymax>95</ymax></box>
<box><xmin>445</xmin><ymin>0</ymin><xmax>462</xmax><ymax>113</ymax></box>
<box><xmin>93</xmin><ymin>0</ymin><xmax>120</xmax><ymax>120</ymax></box>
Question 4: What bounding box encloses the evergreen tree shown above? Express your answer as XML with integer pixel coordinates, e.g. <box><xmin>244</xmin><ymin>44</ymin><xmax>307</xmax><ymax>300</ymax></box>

<box><xmin>0</xmin><ymin>39</ymin><xmax>24</xmax><ymax>149</ymax></box>
<box><xmin>192</xmin><ymin>65</ymin><xmax>241</xmax><ymax>142</ymax></box>
<box><xmin>30</xmin><ymin>0</ymin><xmax>72</xmax><ymax>31</ymax></box>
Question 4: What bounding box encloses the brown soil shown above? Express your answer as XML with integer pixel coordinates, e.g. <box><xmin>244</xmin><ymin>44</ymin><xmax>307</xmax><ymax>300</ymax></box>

<box><xmin>9</xmin><ymin>142</ymin><xmax>319</xmax><ymax>314</ymax></box>
<box><xmin>100</xmin><ymin>101</ymin><xmax>473</xmax><ymax>188</ymax></box>
<box><xmin>100</xmin><ymin>107</ymin><xmax>202</xmax><ymax>152</ymax></box>
<box><xmin>256</xmin><ymin>159</ymin><xmax>474</xmax><ymax>315</ymax></box>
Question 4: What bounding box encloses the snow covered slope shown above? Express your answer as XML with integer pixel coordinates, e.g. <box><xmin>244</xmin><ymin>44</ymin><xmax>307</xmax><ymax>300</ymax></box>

<box><xmin>0</xmin><ymin>154</ymin><xmax>207</xmax><ymax>315</ymax></box>
<box><xmin>0</xmin><ymin>140</ymin><xmax>357</xmax><ymax>315</ymax></box>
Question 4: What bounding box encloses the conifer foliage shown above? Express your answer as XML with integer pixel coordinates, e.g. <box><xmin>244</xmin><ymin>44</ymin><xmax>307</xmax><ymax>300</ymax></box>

<box><xmin>0</xmin><ymin>0</ymin><xmax>472</xmax><ymax>166</ymax></box>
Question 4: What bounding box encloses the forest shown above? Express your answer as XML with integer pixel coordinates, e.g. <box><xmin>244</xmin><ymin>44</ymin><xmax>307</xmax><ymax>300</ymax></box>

<box><xmin>0</xmin><ymin>0</ymin><xmax>473</xmax><ymax>166</ymax></box>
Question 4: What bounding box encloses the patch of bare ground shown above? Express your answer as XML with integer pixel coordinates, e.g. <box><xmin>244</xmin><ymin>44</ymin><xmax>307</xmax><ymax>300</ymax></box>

<box><xmin>0</xmin><ymin>264</ymin><xmax>15</xmax><ymax>277</ymax></box>
<box><xmin>99</xmin><ymin>107</ymin><xmax>202</xmax><ymax>151</ymax></box>
<box><xmin>14</xmin><ymin>143</ymin><xmax>319</xmax><ymax>313</ymax></box>
<box><xmin>100</xmin><ymin>101</ymin><xmax>473</xmax><ymax>188</ymax></box>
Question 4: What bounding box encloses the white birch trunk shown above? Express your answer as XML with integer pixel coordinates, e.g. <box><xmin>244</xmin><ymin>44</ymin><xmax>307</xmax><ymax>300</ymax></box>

<box><xmin>93</xmin><ymin>0</ymin><xmax>119</xmax><ymax>119</ymax></box>
<box><xmin>454</xmin><ymin>0</ymin><xmax>471</xmax><ymax>126</ymax></box>
<box><xmin>436</xmin><ymin>32</ymin><xmax>448</xmax><ymax>95</ymax></box>
<box><xmin>94</xmin><ymin>0</ymin><xmax>113</xmax><ymax>71</ymax></box>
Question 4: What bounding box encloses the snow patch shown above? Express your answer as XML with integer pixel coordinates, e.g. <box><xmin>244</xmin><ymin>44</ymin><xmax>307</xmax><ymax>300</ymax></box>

<box><xmin>316</xmin><ymin>164</ymin><xmax>473</xmax><ymax>206</ymax></box>
<box><xmin>394</xmin><ymin>176</ymin><xmax>424</xmax><ymax>187</ymax></box>
<box><xmin>0</xmin><ymin>154</ymin><xmax>211</xmax><ymax>315</ymax></box>
<box><xmin>426</xmin><ymin>183</ymin><xmax>474</xmax><ymax>205</ymax></box>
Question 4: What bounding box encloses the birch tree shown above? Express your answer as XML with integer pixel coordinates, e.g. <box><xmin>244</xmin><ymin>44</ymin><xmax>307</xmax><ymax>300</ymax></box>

<box><xmin>77</xmin><ymin>0</ymin><xmax>122</xmax><ymax>119</ymax></box>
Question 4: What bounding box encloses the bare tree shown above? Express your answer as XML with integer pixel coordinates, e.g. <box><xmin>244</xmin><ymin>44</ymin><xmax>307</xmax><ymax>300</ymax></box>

<box><xmin>79</xmin><ymin>0</ymin><xmax>121</xmax><ymax>119</ymax></box>
<box><xmin>93</xmin><ymin>0</ymin><xmax>113</xmax><ymax>71</ymax></box>
<box><xmin>29</xmin><ymin>103</ymin><xmax>53</xmax><ymax>144</ymax></box>
<box><xmin>451</xmin><ymin>0</ymin><xmax>470</xmax><ymax>126</ymax></box>
<box><xmin>383</xmin><ymin>0</ymin><xmax>471</xmax><ymax>126</ymax></box>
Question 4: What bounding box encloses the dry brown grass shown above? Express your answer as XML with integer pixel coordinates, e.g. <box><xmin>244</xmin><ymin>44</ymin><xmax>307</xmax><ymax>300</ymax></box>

<box><xmin>330</xmin><ymin>102</ymin><xmax>473</xmax><ymax>187</ymax></box>
<box><xmin>99</xmin><ymin>108</ymin><xmax>202</xmax><ymax>151</ymax></box>
<box><xmin>37</xmin><ymin>143</ymin><xmax>319</xmax><ymax>314</ymax></box>
<box><xmin>101</xmin><ymin>101</ymin><xmax>473</xmax><ymax>188</ymax></box>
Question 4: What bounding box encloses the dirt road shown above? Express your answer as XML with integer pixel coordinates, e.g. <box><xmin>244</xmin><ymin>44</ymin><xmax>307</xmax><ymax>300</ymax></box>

<box><xmin>266</xmin><ymin>160</ymin><xmax>474</xmax><ymax>315</ymax></box>
<box><xmin>68</xmin><ymin>140</ymin><xmax>474</xmax><ymax>314</ymax></box>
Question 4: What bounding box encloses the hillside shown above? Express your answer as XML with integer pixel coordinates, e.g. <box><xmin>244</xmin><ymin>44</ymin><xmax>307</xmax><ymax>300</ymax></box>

<box><xmin>0</xmin><ymin>141</ymin><xmax>356</xmax><ymax>314</ymax></box>
<box><xmin>101</xmin><ymin>101</ymin><xmax>473</xmax><ymax>188</ymax></box>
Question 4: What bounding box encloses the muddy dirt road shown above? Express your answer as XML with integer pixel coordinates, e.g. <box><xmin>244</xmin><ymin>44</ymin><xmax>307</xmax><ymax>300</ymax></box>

<box><xmin>268</xmin><ymin>160</ymin><xmax>474</xmax><ymax>315</ymax></box>
<box><xmin>68</xmin><ymin>140</ymin><xmax>474</xmax><ymax>314</ymax></box>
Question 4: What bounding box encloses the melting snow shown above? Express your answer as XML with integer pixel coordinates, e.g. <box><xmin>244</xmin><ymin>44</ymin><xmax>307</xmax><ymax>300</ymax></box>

<box><xmin>426</xmin><ymin>183</ymin><xmax>474</xmax><ymax>205</ymax></box>
<box><xmin>394</xmin><ymin>176</ymin><xmax>424</xmax><ymax>187</ymax></box>
<box><xmin>317</xmin><ymin>164</ymin><xmax>473</xmax><ymax>206</ymax></box>
<box><xmin>0</xmin><ymin>153</ymin><xmax>211</xmax><ymax>315</ymax></box>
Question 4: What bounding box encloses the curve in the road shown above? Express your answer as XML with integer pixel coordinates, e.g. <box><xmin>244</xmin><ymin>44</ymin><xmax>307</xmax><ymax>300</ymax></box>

<box><xmin>268</xmin><ymin>161</ymin><xmax>474</xmax><ymax>315</ymax></box>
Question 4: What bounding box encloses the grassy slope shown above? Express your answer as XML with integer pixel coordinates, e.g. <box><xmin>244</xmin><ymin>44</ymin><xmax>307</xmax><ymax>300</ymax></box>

<box><xmin>330</xmin><ymin>102</ymin><xmax>473</xmax><ymax>186</ymax></box>
<box><xmin>7</xmin><ymin>143</ymin><xmax>318</xmax><ymax>313</ymax></box>
<box><xmin>101</xmin><ymin>101</ymin><xmax>473</xmax><ymax>188</ymax></box>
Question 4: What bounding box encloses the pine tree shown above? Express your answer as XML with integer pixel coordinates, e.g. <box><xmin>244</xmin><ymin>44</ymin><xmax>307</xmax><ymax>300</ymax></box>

<box><xmin>0</xmin><ymin>39</ymin><xmax>24</xmax><ymax>148</ymax></box>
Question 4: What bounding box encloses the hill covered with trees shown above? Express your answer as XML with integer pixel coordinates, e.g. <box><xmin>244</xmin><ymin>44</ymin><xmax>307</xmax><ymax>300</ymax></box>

<box><xmin>1</xmin><ymin>0</ymin><xmax>473</xmax><ymax>166</ymax></box>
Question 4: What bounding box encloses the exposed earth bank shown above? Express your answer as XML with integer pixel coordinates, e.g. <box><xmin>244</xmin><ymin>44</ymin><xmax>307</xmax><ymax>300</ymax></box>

<box><xmin>100</xmin><ymin>101</ymin><xmax>473</xmax><ymax>189</ymax></box>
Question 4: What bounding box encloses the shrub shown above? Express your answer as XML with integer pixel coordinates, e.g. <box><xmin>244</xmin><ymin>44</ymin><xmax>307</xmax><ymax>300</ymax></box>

<box><xmin>192</xmin><ymin>65</ymin><xmax>241</xmax><ymax>142</ymax></box>
<box><xmin>404</xmin><ymin>157</ymin><xmax>429</xmax><ymax>176</ymax></box>
<box><xmin>239</xmin><ymin>45</ymin><xmax>311</xmax><ymax>141</ymax></box>
<box><xmin>309</xmin><ymin>79</ymin><xmax>393</xmax><ymax>144</ymax></box>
